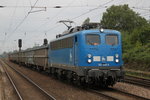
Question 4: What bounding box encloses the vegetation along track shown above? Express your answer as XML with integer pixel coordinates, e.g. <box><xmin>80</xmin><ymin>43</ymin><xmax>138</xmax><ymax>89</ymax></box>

<box><xmin>124</xmin><ymin>75</ymin><xmax>150</xmax><ymax>88</ymax></box>
<box><xmin>89</xmin><ymin>88</ymin><xmax>150</xmax><ymax>100</ymax></box>
<box><xmin>0</xmin><ymin>59</ymin><xmax>56</xmax><ymax>100</ymax></box>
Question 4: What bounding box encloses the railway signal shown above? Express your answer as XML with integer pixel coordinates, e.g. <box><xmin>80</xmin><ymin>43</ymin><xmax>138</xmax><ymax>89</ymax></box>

<box><xmin>18</xmin><ymin>39</ymin><xmax>22</xmax><ymax>51</ymax></box>
<box><xmin>18</xmin><ymin>39</ymin><xmax>22</xmax><ymax>67</ymax></box>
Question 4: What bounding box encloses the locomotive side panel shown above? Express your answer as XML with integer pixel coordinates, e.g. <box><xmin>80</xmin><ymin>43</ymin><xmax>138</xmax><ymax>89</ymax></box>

<box><xmin>49</xmin><ymin>36</ymin><xmax>74</xmax><ymax>67</ymax></box>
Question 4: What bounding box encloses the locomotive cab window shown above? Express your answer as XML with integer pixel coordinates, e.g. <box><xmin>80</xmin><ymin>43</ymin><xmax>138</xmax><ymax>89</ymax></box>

<box><xmin>106</xmin><ymin>35</ymin><xmax>118</xmax><ymax>45</ymax></box>
<box><xmin>86</xmin><ymin>34</ymin><xmax>100</xmax><ymax>45</ymax></box>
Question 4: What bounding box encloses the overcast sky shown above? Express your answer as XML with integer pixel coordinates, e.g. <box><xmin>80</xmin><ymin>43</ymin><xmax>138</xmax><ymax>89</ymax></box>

<box><xmin>0</xmin><ymin>0</ymin><xmax>150</xmax><ymax>54</ymax></box>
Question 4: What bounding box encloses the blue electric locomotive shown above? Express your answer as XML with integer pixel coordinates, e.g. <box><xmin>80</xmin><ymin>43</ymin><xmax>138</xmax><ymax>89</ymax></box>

<box><xmin>9</xmin><ymin>23</ymin><xmax>124</xmax><ymax>87</ymax></box>
<box><xmin>49</xmin><ymin>23</ymin><xmax>124</xmax><ymax>87</ymax></box>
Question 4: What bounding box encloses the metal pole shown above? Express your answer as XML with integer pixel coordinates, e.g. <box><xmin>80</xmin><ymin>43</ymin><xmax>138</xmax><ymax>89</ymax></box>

<box><xmin>19</xmin><ymin>47</ymin><xmax>21</xmax><ymax>67</ymax></box>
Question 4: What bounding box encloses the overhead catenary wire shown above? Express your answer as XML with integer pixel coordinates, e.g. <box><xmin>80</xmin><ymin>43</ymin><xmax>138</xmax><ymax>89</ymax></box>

<box><xmin>2</xmin><ymin>0</ymin><xmax>40</xmax><ymax>53</ymax></box>
<box><xmin>24</xmin><ymin>0</ymin><xmax>75</xmax><ymax>41</ymax></box>
<box><xmin>132</xmin><ymin>6</ymin><xmax>150</xmax><ymax>11</ymax></box>
<box><xmin>2</xmin><ymin>0</ymin><xmax>149</xmax><ymax>53</ymax></box>
<box><xmin>28</xmin><ymin>0</ymin><xmax>117</xmax><ymax>35</ymax></box>
<box><xmin>44</xmin><ymin>0</ymin><xmax>115</xmax><ymax>33</ymax></box>
<box><xmin>10</xmin><ymin>0</ymin><xmax>40</xmax><ymax>35</ymax></box>
<box><xmin>71</xmin><ymin>0</ymin><xmax>115</xmax><ymax>20</ymax></box>
<box><xmin>1</xmin><ymin>0</ymin><xmax>19</xmax><ymax>54</ymax></box>
<box><xmin>7</xmin><ymin>0</ymin><xmax>19</xmax><ymax>31</ymax></box>
<box><xmin>1</xmin><ymin>5</ymin><xmax>99</xmax><ymax>8</ymax></box>
<box><xmin>24</xmin><ymin>0</ymin><xmax>116</xmax><ymax>43</ymax></box>
<box><xmin>45</xmin><ymin>0</ymin><xmax>150</xmax><ymax>33</ymax></box>
<box><xmin>131</xmin><ymin>6</ymin><xmax>150</xmax><ymax>19</ymax></box>
<box><xmin>29</xmin><ymin>0</ymin><xmax>32</xmax><ymax>7</ymax></box>
<box><xmin>30</xmin><ymin>0</ymin><xmax>76</xmax><ymax>33</ymax></box>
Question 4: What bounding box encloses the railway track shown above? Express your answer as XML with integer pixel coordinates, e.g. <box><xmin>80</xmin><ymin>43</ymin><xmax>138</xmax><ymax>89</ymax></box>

<box><xmin>0</xmin><ymin>59</ymin><xmax>56</xmax><ymax>100</ymax></box>
<box><xmin>89</xmin><ymin>88</ymin><xmax>150</xmax><ymax>100</ymax></box>
<box><xmin>0</xmin><ymin>60</ymin><xmax>23</xmax><ymax>100</ymax></box>
<box><xmin>124</xmin><ymin>75</ymin><xmax>150</xmax><ymax>88</ymax></box>
<box><xmin>1</xmin><ymin>59</ymin><xmax>149</xmax><ymax>100</ymax></box>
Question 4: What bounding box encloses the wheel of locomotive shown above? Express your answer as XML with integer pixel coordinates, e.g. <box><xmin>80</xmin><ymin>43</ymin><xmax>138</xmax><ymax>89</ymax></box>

<box><xmin>51</xmin><ymin>67</ymin><xmax>56</xmax><ymax>78</ymax></box>
<box><xmin>57</xmin><ymin>69</ymin><xmax>62</xmax><ymax>80</ymax></box>
<box><xmin>101</xmin><ymin>83</ymin><xmax>109</xmax><ymax>88</ymax></box>
<box><xmin>53</xmin><ymin>68</ymin><xmax>59</xmax><ymax>79</ymax></box>
<box><xmin>99</xmin><ymin>79</ymin><xmax>109</xmax><ymax>88</ymax></box>
<box><xmin>76</xmin><ymin>76</ymin><xmax>81</xmax><ymax>86</ymax></box>
<box><xmin>66</xmin><ymin>71</ymin><xmax>73</xmax><ymax>84</ymax></box>
<box><xmin>61</xmin><ymin>70</ymin><xmax>67</xmax><ymax>81</ymax></box>
<box><xmin>71</xmin><ymin>72</ymin><xmax>81</xmax><ymax>86</ymax></box>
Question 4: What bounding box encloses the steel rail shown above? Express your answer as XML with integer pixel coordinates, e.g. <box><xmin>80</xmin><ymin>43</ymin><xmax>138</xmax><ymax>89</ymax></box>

<box><xmin>111</xmin><ymin>88</ymin><xmax>150</xmax><ymax>100</ymax></box>
<box><xmin>125</xmin><ymin>75</ymin><xmax>150</xmax><ymax>81</ymax></box>
<box><xmin>89</xmin><ymin>88</ymin><xmax>150</xmax><ymax>100</ymax></box>
<box><xmin>2</xmin><ymin>60</ymin><xmax>56</xmax><ymax>100</ymax></box>
<box><xmin>0</xmin><ymin>60</ymin><xmax>23</xmax><ymax>100</ymax></box>
<box><xmin>88</xmin><ymin>89</ymin><xmax>118</xmax><ymax>100</ymax></box>
<box><xmin>125</xmin><ymin>75</ymin><xmax>150</xmax><ymax>88</ymax></box>
<box><xmin>124</xmin><ymin>79</ymin><xmax>150</xmax><ymax>88</ymax></box>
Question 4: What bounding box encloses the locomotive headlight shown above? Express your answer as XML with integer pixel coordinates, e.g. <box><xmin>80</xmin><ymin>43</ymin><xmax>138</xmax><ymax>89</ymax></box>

<box><xmin>115</xmin><ymin>54</ymin><xmax>119</xmax><ymax>58</ymax></box>
<box><xmin>100</xmin><ymin>28</ymin><xmax>104</xmax><ymax>33</ymax></box>
<box><xmin>87</xmin><ymin>54</ymin><xmax>92</xmax><ymax>58</ymax></box>
<box><xmin>115</xmin><ymin>59</ymin><xmax>119</xmax><ymax>63</ymax></box>
<box><xmin>88</xmin><ymin>59</ymin><xmax>92</xmax><ymax>63</ymax></box>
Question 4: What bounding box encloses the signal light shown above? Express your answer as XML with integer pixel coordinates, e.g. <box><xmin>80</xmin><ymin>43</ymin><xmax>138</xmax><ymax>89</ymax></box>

<box><xmin>18</xmin><ymin>39</ymin><xmax>22</xmax><ymax>48</ymax></box>
<box><xmin>100</xmin><ymin>28</ymin><xmax>104</xmax><ymax>33</ymax></box>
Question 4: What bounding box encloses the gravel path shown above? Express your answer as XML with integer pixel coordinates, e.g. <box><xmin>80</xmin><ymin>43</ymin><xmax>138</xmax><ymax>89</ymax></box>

<box><xmin>113</xmin><ymin>82</ymin><xmax>150</xmax><ymax>99</ymax></box>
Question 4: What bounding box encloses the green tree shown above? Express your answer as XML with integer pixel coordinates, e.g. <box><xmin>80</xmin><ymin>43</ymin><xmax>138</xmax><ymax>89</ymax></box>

<box><xmin>101</xmin><ymin>4</ymin><xmax>148</xmax><ymax>32</ymax></box>
<box><xmin>138</xmin><ymin>27</ymin><xmax>150</xmax><ymax>45</ymax></box>
<box><xmin>130</xmin><ymin>26</ymin><xmax>150</xmax><ymax>45</ymax></box>
<box><xmin>82</xmin><ymin>17</ymin><xmax>90</xmax><ymax>25</ymax></box>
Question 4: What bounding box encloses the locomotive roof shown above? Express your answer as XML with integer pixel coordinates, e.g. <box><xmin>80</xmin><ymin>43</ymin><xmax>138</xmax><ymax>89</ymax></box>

<box><xmin>50</xmin><ymin>29</ymin><xmax>121</xmax><ymax>43</ymax></box>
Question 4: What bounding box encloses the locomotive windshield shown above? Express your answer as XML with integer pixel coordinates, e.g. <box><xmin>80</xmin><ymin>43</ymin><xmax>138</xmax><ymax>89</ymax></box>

<box><xmin>106</xmin><ymin>35</ymin><xmax>118</xmax><ymax>45</ymax></box>
<box><xmin>86</xmin><ymin>34</ymin><xmax>100</xmax><ymax>45</ymax></box>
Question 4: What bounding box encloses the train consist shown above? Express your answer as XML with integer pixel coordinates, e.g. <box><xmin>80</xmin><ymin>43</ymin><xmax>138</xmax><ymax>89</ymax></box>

<box><xmin>9</xmin><ymin>23</ymin><xmax>124</xmax><ymax>87</ymax></box>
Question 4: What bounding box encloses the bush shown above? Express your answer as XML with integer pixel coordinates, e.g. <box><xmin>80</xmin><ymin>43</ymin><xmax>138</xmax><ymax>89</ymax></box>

<box><xmin>122</xmin><ymin>27</ymin><xmax>150</xmax><ymax>71</ymax></box>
